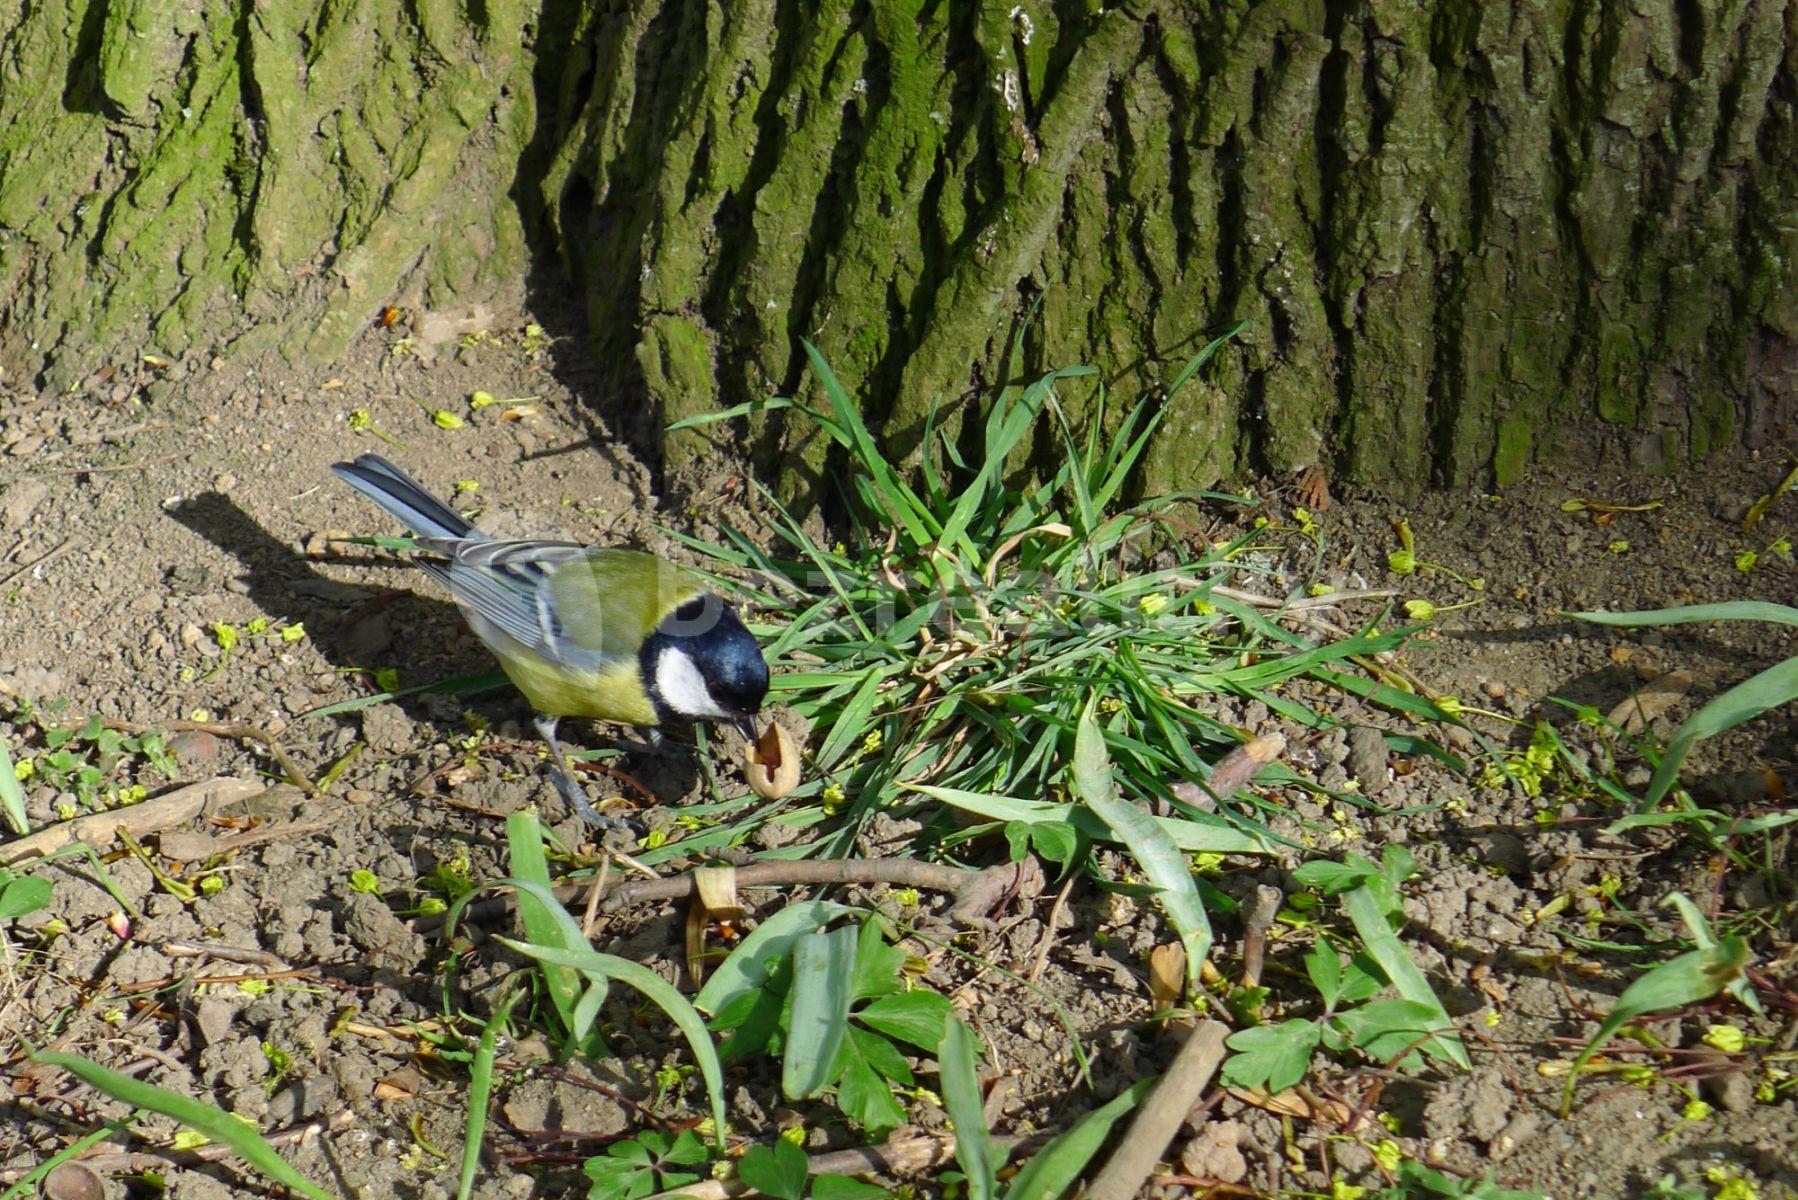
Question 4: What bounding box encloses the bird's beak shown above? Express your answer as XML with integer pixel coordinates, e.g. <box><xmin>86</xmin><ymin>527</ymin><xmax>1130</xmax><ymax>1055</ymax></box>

<box><xmin>734</xmin><ymin>715</ymin><xmax>762</xmax><ymax>745</ymax></box>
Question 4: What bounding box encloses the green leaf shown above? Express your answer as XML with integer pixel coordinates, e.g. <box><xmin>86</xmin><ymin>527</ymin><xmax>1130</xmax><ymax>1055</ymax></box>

<box><xmin>1561</xmin><ymin>931</ymin><xmax>1748</xmax><ymax>1118</ymax></box>
<box><xmin>31</xmin><ymin>1051</ymin><xmax>337</xmax><ymax>1200</ymax></box>
<box><xmin>0</xmin><ymin>874</ymin><xmax>52</xmax><ymax>920</ymax></box>
<box><xmin>0</xmin><ymin>733</ymin><xmax>26</xmax><ymax>836</ymax></box>
<box><xmin>1339</xmin><ymin>885</ymin><xmax>1470</xmax><ymax>1070</ymax></box>
<box><xmin>1070</xmin><ymin>705</ymin><xmax>1212</xmax><ymax>982</ymax></box>
<box><xmin>1305</xmin><ymin>944</ymin><xmax>1342</xmax><ymax>1009</ymax></box>
<box><xmin>856</xmin><ymin>990</ymin><xmax>954</xmax><ymax>1052</ymax></box>
<box><xmin>738</xmin><ymin>1140</ymin><xmax>809</xmax><ymax>1200</ymax></box>
<box><xmin>695</xmin><ymin>900</ymin><xmax>861</xmax><ymax>1016</ymax></box>
<box><xmin>814</xmin><ymin>1174</ymin><xmax>892</xmax><ymax>1200</ymax></box>
<box><xmin>1569</xmin><ymin>601</ymin><xmax>1798</xmax><ymax>629</ymax></box>
<box><xmin>1640</xmin><ymin>657</ymin><xmax>1798</xmax><ymax>810</ymax></box>
<box><xmin>999</xmin><ymin>1079</ymin><xmax>1152</xmax><ymax>1200</ymax></box>
<box><xmin>1220</xmin><ymin>1020</ymin><xmax>1321</xmax><ymax>1093</ymax></box>
<box><xmin>1332</xmin><ymin>999</ymin><xmax>1446</xmax><ymax>1068</ymax></box>
<box><xmin>784</xmin><ymin>926</ymin><xmax>859</xmax><ymax>1100</ymax></box>
<box><xmin>495</xmin><ymin>911</ymin><xmax>728</xmax><ymax>1150</ymax></box>
<box><xmin>504</xmin><ymin>810</ymin><xmax>585</xmax><ymax>1041</ymax></box>
<box><xmin>459</xmin><ymin>989</ymin><xmax>518</xmax><ymax>1200</ymax></box>
<box><xmin>835</xmin><ymin>1048</ymin><xmax>907</xmax><ymax>1134</ymax></box>
<box><xmin>910</xmin><ymin>784</ymin><xmax>1266</xmax><ymax>855</ymax></box>
<box><xmin>941</xmin><ymin>1015</ymin><xmax>997</xmax><ymax>1200</ymax></box>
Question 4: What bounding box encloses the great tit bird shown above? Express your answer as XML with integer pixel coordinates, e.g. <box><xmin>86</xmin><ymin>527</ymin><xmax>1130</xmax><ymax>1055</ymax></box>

<box><xmin>330</xmin><ymin>454</ymin><xmax>769</xmax><ymax>821</ymax></box>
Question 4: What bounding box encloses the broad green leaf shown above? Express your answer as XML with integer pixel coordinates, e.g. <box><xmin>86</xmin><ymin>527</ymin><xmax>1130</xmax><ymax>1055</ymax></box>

<box><xmin>1339</xmin><ymin>885</ymin><xmax>1470</xmax><ymax>1069</ymax></box>
<box><xmin>856</xmin><ymin>990</ymin><xmax>954</xmax><ymax>1052</ymax></box>
<box><xmin>1332</xmin><ymin>999</ymin><xmax>1446</xmax><ymax>1068</ymax></box>
<box><xmin>695</xmin><ymin>900</ymin><xmax>861</xmax><ymax>1016</ymax></box>
<box><xmin>784</xmin><ymin>926</ymin><xmax>859</xmax><ymax>1099</ymax></box>
<box><xmin>1220</xmin><ymin>1020</ymin><xmax>1321</xmax><ymax>1092</ymax></box>
<box><xmin>910</xmin><ymin>784</ymin><xmax>1266</xmax><ymax>855</ymax></box>
<box><xmin>32</xmin><ymin>1051</ymin><xmax>337</xmax><ymax>1200</ymax></box>
<box><xmin>1305</xmin><ymin>945</ymin><xmax>1342</xmax><ymax>1009</ymax></box>
<box><xmin>1071</xmin><ymin>706</ymin><xmax>1212</xmax><ymax>982</ymax></box>
<box><xmin>941</xmin><ymin>1015</ymin><xmax>997</xmax><ymax>1200</ymax></box>
<box><xmin>738</xmin><ymin>1140</ymin><xmax>809</xmax><ymax>1200</ymax></box>
<box><xmin>814</xmin><ymin>1175</ymin><xmax>892</xmax><ymax>1200</ymax></box>
<box><xmin>504</xmin><ymin>810</ymin><xmax>584</xmax><ymax>1038</ymax></box>
<box><xmin>835</xmin><ymin>1048</ymin><xmax>907</xmax><ymax>1134</ymax></box>
<box><xmin>999</xmin><ymin>1078</ymin><xmax>1152</xmax><ymax>1200</ymax></box>
<box><xmin>0</xmin><ymin>874</ymin><xmax>52</xmax><ymax>920</ymax></box>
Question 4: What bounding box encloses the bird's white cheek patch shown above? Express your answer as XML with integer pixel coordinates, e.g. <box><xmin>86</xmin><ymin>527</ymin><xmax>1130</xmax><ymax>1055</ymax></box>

<box><xmin>656</xmin><ymin>647</ymin><xmax>729</xmax><ymax>719</ymax></box>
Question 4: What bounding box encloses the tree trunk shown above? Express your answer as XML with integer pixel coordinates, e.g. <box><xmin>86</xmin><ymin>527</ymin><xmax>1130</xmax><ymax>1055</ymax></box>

<box><xmin>3</xmin><ymin>1</ymin><xmax>1795</xmax><ymax>495</ymax></box>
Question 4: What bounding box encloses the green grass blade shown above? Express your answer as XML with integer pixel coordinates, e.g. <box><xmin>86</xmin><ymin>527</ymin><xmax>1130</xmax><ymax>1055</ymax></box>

<box><xmin>801</xmin><ymin>340</ymin><xmax>938</xmax><ymax>545</ymax></box>
<box><xmin>504</xmin><ymin>810</ymin><xmax>585</xmax><ymax>1037</ymax></box>
<box><xmin>941</xmin><ymin>1015</ymin><xmax>997</xmax><ymax>1200</ymax></box>
<box><xmin>1641</xmin><ymin>657</ymin><xmax>1798</xmax><ymax>809</ymax></box>
<box><xmin>1163</xmin><ymin>321</ymin><xmax>1248</xmax><ymax>399</ymax></box>
<box><xmin>31</xmin><ymin>1051</ymin><xmax>337</xmax><ymax>1200</ymax></box>
<box><xmin>1339</xmin><ymin>886</ymin><xmax>1470</xmax><ymax>1070</ymax></box>
<box><xmin>1560</xmin><ymin>935</ymin><xmax>1748</xmax><ymax>1115</ymax></box>
<box><xmin>695</xmin><ymin>899</ymin><xmax>863</xmax><ymax>1016</ymax></box>
<box><xmin>1570</xmin><ymin>601</ymin><xmax>1798</xmax><ymax>629</ymax></box>
<box><xmin>0</xmin><ymin>1117</ymin><xmax>132</xmax><ymax>1200</ymax></box>
<box><xmin>666</xmin><ymin>396</ymin><xmax>803</xmax><ymax>430</ymax></box>
<box><xmin>999</xmin><ymin>1079</ymin><xmax>1152</xmax><ymax>1200</ymax></box>
<box><xmin>459</xmin><ymin>988</ymin><xmax>519</xmax><ymax>1200</ymax></box>
<box><xmin>0</xmin><ymin>732</ymin><xmax>27</xmax><ymax>835</ymax></box>
<box><xmin>497</xmin><ymin>932</ymin><xmax>729</xmax><ymax>1150</ymax></box>
<box><xmin>782</xmin><ymin>925</ymin><xmax>860</xmax><ymax>1100</ymax></box>
<box><xmin>298</xmin><ymin>671</ymin><xmax>509</xmax><ymax>719</ymax></box>
<box><xmin>908</xmin><ymin>784</ymin><xmax>1268</xmax><ymax>854</ymax></box>
<box><xmin>1071</xmin><ymin>705</ymin><xmax>1212</xmax><ymax>983</ymax></box>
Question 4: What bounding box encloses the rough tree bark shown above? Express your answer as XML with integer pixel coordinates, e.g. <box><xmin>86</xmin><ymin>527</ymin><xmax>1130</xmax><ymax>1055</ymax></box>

<box><xmin>3</xmin><ymin>1</ymin><xmax>1795</xmax><ymax>496</ymax></box>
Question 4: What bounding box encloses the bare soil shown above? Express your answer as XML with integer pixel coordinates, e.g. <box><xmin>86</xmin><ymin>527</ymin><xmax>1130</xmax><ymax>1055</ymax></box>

<box><xmin>0</xmin><ymin>291</ymin><xmax>1794</xmax><ymax>1200</ymax></box>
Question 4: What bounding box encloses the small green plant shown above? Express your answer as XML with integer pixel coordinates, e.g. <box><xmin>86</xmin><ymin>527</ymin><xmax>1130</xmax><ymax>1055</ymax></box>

<box><xmin>670</xmin><ymin>332</ymin><xmax>1443</xmax><ymax>864</ymax></box>
<box><xmin>6</xmin><ymin>707</ymin><xmax>177</xmax><ymax>813</ymax></box>
<box><xmin>706</xmin><ymin>916</ymin><xmax>955</xmax><ymax>1135</ymax></box>
<box><xmin>1223</xmin><ymin>847</ymin><xmax>1469</xmax><ymax>1093</ymax></box>
<box><xmin>582</xmin><ymin>1129</ymin><xmax>710</xmax><ymax>1200</ymax></box>
<box><xmin>0</xmin><ymin>867</ymin><xmax>52</xmax><ymax>920</ymax></box>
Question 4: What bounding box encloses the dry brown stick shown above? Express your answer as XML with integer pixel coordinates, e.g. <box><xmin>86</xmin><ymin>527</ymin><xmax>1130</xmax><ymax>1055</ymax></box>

<box><xmin>0</xmin><ymin>778</ymin><xmax>267</xmax><ymax>865</ymax></box>
<box><xmin>1026</xmin><ymin>871</ymin><xmax>1078</xmax><ymax>985</ymax></box>
<box><xmin>160</xmin><ymin>941</ymin><xmax>289</xmax><ymax>969</ymax></box>
<box><xmin>646</xmin><ymin>1131</ymin><xmax>1038</xmax><ymax>1199</ymax></box>
<box><xmin>105</xmin><ymin>719</ymin><xmax>322</xmax><ymax>798</ymax></box>
<box><xmin>51</xmin><ymin>451</ymin><xmax>187</xmax><ymax>476</ymax></box>
<box><xmin>0</xmin><ymin>538</ymin><xmax>76</xmax><ymax>593</ymax></box>
<box><xmin>1171</xmin><ymin>734</ymin><xmax>1286</xmax><ymax>812</ymax></box>
<box><xmin>1240</xmin><ymin>885</ymin><xmax>1283</xmax><ymax>990</ymax></box>
<box><xmin>599</xmin><ymin>858</ymin><xmax>1028</xmax><ymax>922</ymax></box>
<box><xmin>1084</xmin><ymin>1021</ymin><xmax>1229</xmax><ymax>1200</ymax></box>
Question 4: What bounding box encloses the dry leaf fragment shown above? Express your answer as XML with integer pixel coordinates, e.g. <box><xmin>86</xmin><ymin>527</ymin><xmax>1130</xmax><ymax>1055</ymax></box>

<box><xmin>1148</xmin><ymin>943</ymin><xmax>1185</xmax><ymax>1014</ymax></box>
<box><xmin>1605</xmin><ymin>670</ymin><xmax>1698</xmax><ymax>733</ymax></box>
<box><xmin>745</xmin><ymin>722</ymin><xmax>802</xmax><ymax>798</ymax></box>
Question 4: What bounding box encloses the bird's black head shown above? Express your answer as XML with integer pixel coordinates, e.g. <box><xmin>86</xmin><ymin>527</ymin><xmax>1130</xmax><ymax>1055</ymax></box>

<box><xmin>640</xmin><ymin>595</ymin><xmax>769</xmax><ymax>724</ymax></box>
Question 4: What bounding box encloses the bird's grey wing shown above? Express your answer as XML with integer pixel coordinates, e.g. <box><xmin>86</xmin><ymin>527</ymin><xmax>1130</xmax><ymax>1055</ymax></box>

<box><xmin>412</xmin><ymin>538</ymin><xmax>596</xmax><ymax>665</ymax></box>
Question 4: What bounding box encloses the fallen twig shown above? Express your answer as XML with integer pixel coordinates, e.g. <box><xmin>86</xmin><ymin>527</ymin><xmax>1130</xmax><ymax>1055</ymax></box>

<box><xmin>597</xmin><ymin>858</ymin><xmax>1033</xmax><ymax>923</ymax></box>
<box><xmin>0</xmin><ymin>778</ymin><xmax>267</xmax><ymax>865</ymax></box>
<box><xmin>646</xmin><ymin>1130</ymin><xmax>1038</xmax><ymax>1199</ymax></box>
<box><xmin>1240</xmin><ymin>885</ymin><xmax>1283</xmax><ymax>989</ymax></box>
<box><xmin>0</xmin><ymin>538</ymin><xmax>76</xmax><ymax>594</ymax></box>
<box><xmin>1171</xmin><ymin>734</ymin><xmax>1285</xmax><ymax>811</ymax></box>
<box><xmin>1085</xmin><ymin>1021</ymin><xmax>1229</xmax><ymax>1200</ymax></box>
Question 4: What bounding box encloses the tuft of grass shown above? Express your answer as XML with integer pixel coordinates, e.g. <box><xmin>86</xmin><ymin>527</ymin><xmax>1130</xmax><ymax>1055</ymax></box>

<box><xmin>672</xmin><ymin>330</ymin><xmax>1427</xmax><ymax>856</ymax></box>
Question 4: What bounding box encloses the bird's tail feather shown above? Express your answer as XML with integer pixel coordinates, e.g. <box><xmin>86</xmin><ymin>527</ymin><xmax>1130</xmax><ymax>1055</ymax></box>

<box><xmin>330</xmin><ymin>454</ymin><xmax>478</xmax><ymax>540</ymax></box>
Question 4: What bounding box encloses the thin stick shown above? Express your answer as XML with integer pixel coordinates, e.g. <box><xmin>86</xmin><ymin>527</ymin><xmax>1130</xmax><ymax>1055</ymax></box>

<box><xmin>1026</xmin><ymin>872</ymin><xmax>1078</xmax><ymax>984</ymax></box>
<box><xmin>1084</xmin><ymin>1021</ymin><xmax>1229</xmax><ymax>1200</ymax></box>
<box><xmin>0</xmin><ymin>778</ymin><xmax>267</xmax><ymax>865</ymax></box>
<box><xmin>0</xmin><ymin>538</ymin><xmax>76</xmax><ymax>593</ymax></box>
<box><xmin>105</xmin><ymin>719</ymin><xmax>322</xmax><ymax>798</ymax></box>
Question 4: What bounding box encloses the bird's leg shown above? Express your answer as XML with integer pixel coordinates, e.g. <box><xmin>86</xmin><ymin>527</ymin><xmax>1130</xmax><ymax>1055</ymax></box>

<box><xmin>534</xmin><ymin>714</ymin><xmax>607</xmax><ymax>826</ymax></box>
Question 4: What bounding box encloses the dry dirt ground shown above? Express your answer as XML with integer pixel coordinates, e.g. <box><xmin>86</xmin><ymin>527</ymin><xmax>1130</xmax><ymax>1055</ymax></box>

<box><xmin>0</xmin><ymin>293</ymin><xmax>1794</xmax><ymax>1200</ymax></box>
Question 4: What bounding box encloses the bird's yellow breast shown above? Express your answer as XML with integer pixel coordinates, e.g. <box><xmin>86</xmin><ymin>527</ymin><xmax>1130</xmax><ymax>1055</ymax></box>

<box><xmin>496</xmin><ymin>651</ymin><xmax>661</xmax><ymax>726</ymax></box>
